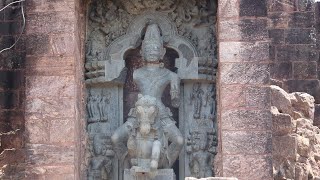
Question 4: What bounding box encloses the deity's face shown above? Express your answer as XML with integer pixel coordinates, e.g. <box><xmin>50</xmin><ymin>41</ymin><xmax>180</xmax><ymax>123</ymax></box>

<box><xmin>93</xmin><ymin>138</ymin><xmax>103</xmax><ymax>155</ymax></box>
<box><xmin>193</xmin><ymin>132</ymin><xmax>208</xmax><ymax>151</ymax></box>
<box><xmin>141</xmin><ymin>42</ymin><xmax>166</xmax><ymax>62</ymax></box>
<box><xmin>96</xmin><ymin>4</ymin><xmax>103</xmax><ymax>15</ymax></box>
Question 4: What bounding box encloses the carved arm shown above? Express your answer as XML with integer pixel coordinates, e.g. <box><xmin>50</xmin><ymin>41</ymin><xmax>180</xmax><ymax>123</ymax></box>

<box><xmin>150</xmin><ymin>140</ymin><xmax>161</xmax><ymax>171</ymax></box>
<box><xmin>170</xmin><ymin>75</ymin><xmax>181</xmax><ymax>108</ymax></box>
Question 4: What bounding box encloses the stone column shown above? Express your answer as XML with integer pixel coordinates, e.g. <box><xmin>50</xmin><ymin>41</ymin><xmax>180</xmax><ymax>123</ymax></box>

<box><xmin>0</xmin><ymin>1</ymin><xmax>26</xmax><ymax>179</ymax></box>
<box><xmin>217</xmin><ymin>0</ymin><xmax>272</xmax><ymax>179</ymax></box>
<box><xmin>24</xmin><ymin>0</ymin><xmax>83</xmax><ymax>179</ymax></box>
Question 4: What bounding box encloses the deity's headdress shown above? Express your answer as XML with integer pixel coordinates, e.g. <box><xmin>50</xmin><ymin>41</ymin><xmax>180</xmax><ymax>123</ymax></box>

<box><xmin>142</xmin><ymin>24</ymin><xmax>163</xmax><ymax>48</ymax></box>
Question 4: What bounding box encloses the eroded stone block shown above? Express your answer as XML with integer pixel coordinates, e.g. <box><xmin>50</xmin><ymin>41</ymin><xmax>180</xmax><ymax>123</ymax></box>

<box><xmin>223</xmin><ymin>155</ymin><xmax>272</xmax><ymax>180</ymax></box>
<box><xmin>222</xmin><ymin>109</ymin><xmax>271</xmax><ymax>131</ymax></box>
<box><xmin>272</xmin><ymin>135</ymin><xmax>297</xmax><ymax>159</ymax></box>
<box><xmin>185</xmin><ymin>177</ymin><xmax>238</xmax><ymax>180</ymax></box>
<box><xmin>222</xmin><ymin>131</ymin><xmax>272</xmax><ymax>154</ymax></box>
<box><xmin>272</xmin><ymin>111</ymin><xmax>295</xmax><ymax>136</ymax></box>
<box><xmin>124</xmin><ymin>169</ymin><xmax>175</xmax><ymax>180</ymax></box>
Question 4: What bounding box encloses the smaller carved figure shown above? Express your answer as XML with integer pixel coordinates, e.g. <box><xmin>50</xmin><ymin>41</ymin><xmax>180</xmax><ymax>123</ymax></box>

<box><xmin>198</xmin><ymin>29</ymin><xmax>213</xmax><ymax>57</ymax></box>
<box><xmin>86</xmin><ymin>27</ymin><xmax>105</xmax><ymax>62</ymax></box>
<box><xmin>105</xmin><ymin>0</ymin><xmax>117</xmax><ymax>21</ymax></box>
<box><xmin>87</xmin><ymin>95</ymin><xmax>94</xmax><ymax>119</ymax></box>
<box><xmin>88</xmin><ymin>135</ymin><xmax>114</xmax><ymax>180</ymax></box>
<box><xmin>207</xmin><ymin>132</ymin><xmax>217</xmax><ymax>155</ymax></box>
<box><xmin>204</xmin><ymin>85</ymin><xmax>216</xmax><ymax>119</ymax></box>
<box><xmin>87</xmin><ymin>90</ymin><xmax>111</xmax><ymax>123</ymax></box>
<box><xmin>190</xmin><ymin>83</ymin><xmax>204</xmax><ymax>119</ymax></box>
<box><xmin>89</xmin><ymin>0</ymin><xmax>106</xmax><ymax>24</ymax></box>
<box><xmin>94</xmin><ymin>95</ymin><xmax>100</xmax><ymax>119</ymax></box>
<box><xmin>98</xmin><ymin>92</ymin><xmax>111</xmax><ymax>121</ymax></box>
<box><xmin>186</xmin><ymin>130</ymin><xmax>215</xmax><ymax>178</ymax></box>
<box><xmin>87</xmin><ymin>94</ymin><xmax>101</xmax><ymax>122</ymax></box>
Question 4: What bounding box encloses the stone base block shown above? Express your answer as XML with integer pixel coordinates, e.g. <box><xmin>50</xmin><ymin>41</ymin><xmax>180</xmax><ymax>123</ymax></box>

<box><xmin>185</xmin><ymin>178</ymin><xmax>238</xmax><ymax>180</ymax></box>
<box><xmin>124</xmin><ymin>169</ymin><xmax>175</xmax><ymax>180</ymax></box>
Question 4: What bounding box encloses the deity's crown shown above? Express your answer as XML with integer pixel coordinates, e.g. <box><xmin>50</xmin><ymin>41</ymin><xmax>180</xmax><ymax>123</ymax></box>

<box><xmin>142</xmin><ymin>24</ymin><xmax>163</xmax><ymax>47</ymax></box>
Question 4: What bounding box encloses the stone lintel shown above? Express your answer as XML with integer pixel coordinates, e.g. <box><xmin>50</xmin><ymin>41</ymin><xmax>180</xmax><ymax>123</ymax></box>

<box><xmin>185</xmin><ymin>177</ymin><xmax>238</xmax><ymax>180</ymax></box>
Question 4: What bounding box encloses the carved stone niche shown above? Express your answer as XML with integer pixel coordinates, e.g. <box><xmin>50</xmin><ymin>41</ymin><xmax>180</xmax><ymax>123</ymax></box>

<box><xmin>85</xmin><ymin>0</ymin><xmax>217</xmax><ymax>179</ymax></box>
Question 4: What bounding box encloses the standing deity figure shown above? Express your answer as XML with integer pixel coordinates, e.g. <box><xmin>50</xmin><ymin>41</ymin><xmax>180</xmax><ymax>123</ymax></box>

<box><xmin>190</xmin><ymin>83</ymin><xmax>204</xmax><ymax>119</ymax></box>
<box><xmin>87</xmin><ymin>93</ymin><xmax>102</xmax><ymax>122</ymax></box>
<box><xmin>88</xmin><ymin>135</ymin><xmax>114</xmax><ymax>180</ymax></box>
<box><xmin>111</xmin><ymin>24</ymin><xmax>184</xmax><ymax>171</ymax></box>
<box><xmin>205</xmin><ymin>85</ymin><xmax>216</xmax><ymax>119</ymax></box>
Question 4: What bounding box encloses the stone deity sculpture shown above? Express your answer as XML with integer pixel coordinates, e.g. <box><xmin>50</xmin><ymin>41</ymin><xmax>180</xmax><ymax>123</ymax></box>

<box><xmin>187</xmin><ymin>130</ymin><xmax>214</xmax><ymax>178</ymax></box>
<box><xmin>111</xmin><ymin>24</ymin><xmax>184</xmax><ymax>176</ymax></box>
<box><xmin>205</xmin><ymin>85</ymin><xmax>216</xmax><ymax>119</ymax></box>
<box><xmin>190</xmin><ymin>83</ymin><xmax>204</xmax><ymax>119</ymax></box>
<box><xmin>88</xmin><ymin>135</ymin><xmax>114</xmax><ymax>180</ymax></box>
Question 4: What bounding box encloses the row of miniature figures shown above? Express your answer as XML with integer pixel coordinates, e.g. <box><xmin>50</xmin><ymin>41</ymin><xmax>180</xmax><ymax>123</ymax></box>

<box><xmin>87</xmin><ymin>92</ymin><xmax>111</xmax><ymax>122</ymax></box>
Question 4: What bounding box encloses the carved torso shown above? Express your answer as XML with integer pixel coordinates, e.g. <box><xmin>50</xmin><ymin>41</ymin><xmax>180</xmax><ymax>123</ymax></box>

<box><xmin>133</xmin><ymin>66</ymin><xmax>171</xmax><ymax>99</ymax></box>
<box><xmin>91</xmin><ymin>156</ymin><xmax>107</xmax><ymax>170</ymax></box>
<box><xmin>133</xmin><ymin>66</ymin><xmax>177</xmax><ymax>117</ymax></box>
<box><xmin>128</xmin><ymin>129</ymin><xmax>158</xmax><ymax>159</ymax></box>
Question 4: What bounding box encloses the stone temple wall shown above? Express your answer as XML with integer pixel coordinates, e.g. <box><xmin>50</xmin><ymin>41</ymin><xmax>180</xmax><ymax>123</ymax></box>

<box><xmin>269</xmin><ymin>1</ymin><xmax>320</xmax><ymax>127</ymax></box>
<box><xmin>217</xmin><ymin>0</ymin><xmax>272</xmax><ymax>179</ymax></box>
<box><xmin>0</xmin><ymin>0</ymin><xmax>319</xmax><ymax>180</ymax></box>
<box><xmin>21</xmin><ymin>0</ymin><xmax>83</xmax><ymax>179</ymax></box>
<box><xmin>0</xmin><ymin>0</ymin><xmax>26</xmax><ymax>179</ymax></box>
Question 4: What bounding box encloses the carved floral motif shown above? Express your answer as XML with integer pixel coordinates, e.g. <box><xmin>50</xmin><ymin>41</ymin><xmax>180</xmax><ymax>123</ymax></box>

<box><xmin>86</xmin><ymin>0</ymin><xmax>217</xmax><ymax>60</ymax></box>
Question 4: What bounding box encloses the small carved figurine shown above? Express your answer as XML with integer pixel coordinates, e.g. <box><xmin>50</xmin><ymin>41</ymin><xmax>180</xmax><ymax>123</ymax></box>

<box><xmin>190</xmin><ymin>83</ymin><xmax>204</xmax><ymax>119</ymax></box>
<box><xmin>187</xmin><ymin>130</ymin><xmax>214</xmax><ymax>178</ymax></box>
<box><xmin>205</xmin><ymin>85</ymin><xmax>216</xmax><ymax>119</ymax></box>
<box><xmin>88</xmin><ymin>135</ymin><xmax>114</xmax><ymax>180</ymax></box>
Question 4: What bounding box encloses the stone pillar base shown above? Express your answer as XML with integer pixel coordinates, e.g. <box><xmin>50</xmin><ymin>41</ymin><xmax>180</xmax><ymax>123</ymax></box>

<box><xmin>185</xmin><ymin>178</ymin><xmax>238</xmax><ymax>180</ymax></box>
<box><xmin>124</xmin><ymin>169</ymin><xmax>175</xmax><ymax>180</ymax></box>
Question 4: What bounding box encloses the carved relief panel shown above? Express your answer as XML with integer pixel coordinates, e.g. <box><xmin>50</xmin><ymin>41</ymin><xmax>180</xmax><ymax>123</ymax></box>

<box><xmin>184</xmin><ymin>83</ymin><xmax>217</xmax><ymax>178</ymax></box>
<box><xmin>85</xmin><ymin>0</ymin><xmax>217</xmax><ymax>179</ymax></box>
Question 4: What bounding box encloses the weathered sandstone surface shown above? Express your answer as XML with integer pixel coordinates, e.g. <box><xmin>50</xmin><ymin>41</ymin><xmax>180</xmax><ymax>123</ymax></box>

<box><xmin>271</xmin><ymin>85</ymin><xmax>320</xmax><ymax>180</ymax></box>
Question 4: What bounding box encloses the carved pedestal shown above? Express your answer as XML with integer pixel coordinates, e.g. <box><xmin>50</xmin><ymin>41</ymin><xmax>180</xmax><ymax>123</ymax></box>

<box><xmin>185</xmin><ymin>178</ymin><xmax>238</xmax><ymax>180</ymax></box>
<box><xmin>124</xmin><ymin>169</ymin><xmax>176</xmax><ymax>180</ymax></box>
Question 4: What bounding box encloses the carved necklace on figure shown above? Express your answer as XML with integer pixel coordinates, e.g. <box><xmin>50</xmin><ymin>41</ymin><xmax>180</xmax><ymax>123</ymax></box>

<box><xmin>143</xmin><ymin>61</ymin><xmax>165</xmax><ymax>68</ymax></box>
<box><xmin>140</xmin><ymin>68</ymin><xmax>170</xmax><ymax>84</ymax></box>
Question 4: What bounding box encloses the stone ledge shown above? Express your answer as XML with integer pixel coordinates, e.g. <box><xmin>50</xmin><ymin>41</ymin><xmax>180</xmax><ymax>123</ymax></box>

<box><xmin>185</xmin><ymin>177</ymin><xmax>238</xmax><ymax>180</ymax></box>
<box><xmin>124</xmin><ymin>169</ymin><xmax>175</xmax><ymax>180</ymax></box>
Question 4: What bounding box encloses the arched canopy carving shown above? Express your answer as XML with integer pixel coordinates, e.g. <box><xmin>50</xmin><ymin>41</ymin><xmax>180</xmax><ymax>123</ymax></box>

<box><xmin>85</xmin><ymin>11</ymin><xmax>213</xmax><ymax>85</ymax></box>
<box><xmin>106</xmin><ymin>11</ymin><xmax>199</xmax><ymax>62</ymax></box>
